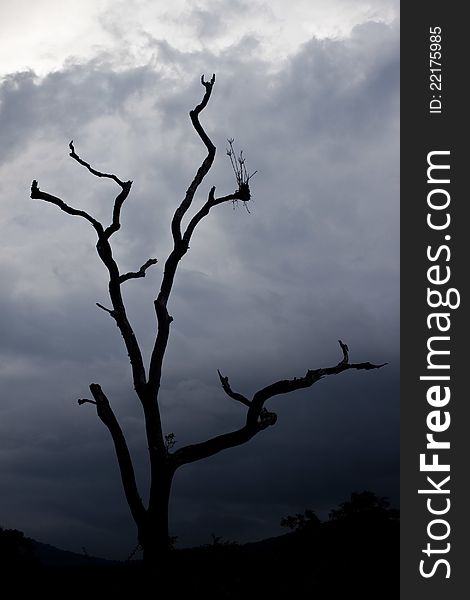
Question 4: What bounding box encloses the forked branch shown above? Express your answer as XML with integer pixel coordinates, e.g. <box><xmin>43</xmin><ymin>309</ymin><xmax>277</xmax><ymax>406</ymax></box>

<box><xmin>31</xmin><ymin>145</ymin><xmax>147</xmax><ymax>393</ymax></box>
<box><xmin>183</xmin><ymin>186</ymin><xmax>243</xmax><ymax>245</ymax></box>
<box><xmin>173</xmin><ymin>342</ymin><xmax>386</xmax><ymax>466</ymax></box>
<box><xmin>248</xmin><ymin>340</ymin><xmax>386</xmax><ymax>423</ymax></box>
<box><xmin>149</xmin><ymin>74</ymin><xmax>245</xmax><ymax>395</ymax></box>
<box><xmin>69</xmin><ymin>141</ymin><xmax>132</xmax><ymax>238</ymax></box>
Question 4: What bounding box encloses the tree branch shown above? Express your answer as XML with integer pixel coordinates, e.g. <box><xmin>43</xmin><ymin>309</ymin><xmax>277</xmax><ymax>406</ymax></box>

<box><xmin>30</xmin><ymin>180</ymin><xmax>103</xmax><ymax>235</ymax></box>
<box><xmin>173</xmin><ymin>342</ymin><xmax>386</xmax><ymax>467</ymax></box>
<box><xmin>217</xmin><ymin>369</ymin><xmax>251</xmax><ymax>407</ymax></box>
<box><xmin>104</xmin><ymin>182</ymin><xmax>132</xmax><ymax>239</ymax></box>
<box><xmin>247</xmin><ymin>341</ymin><xmax>386</xmax><ymax>424</ymax></box>
<box><xmin>95</xmin><ymin>235</ymin><xmax>148</xmax><ymax>393</ymax></box>
<box><xmin>69</xmin><ymin>140</ymin><xmax>125</xmax><ymax>186</ymax></box>
<box><xmin>270</xmin><ymin>340</ymin><xmax>386</xmax><ymax>390</ymax></box>
<box><xmin>96</xmin><ymin>302</ymin><xmax>115</xmax><ymax>315</ymax></box>
<box><xmin>148</xmin><ymin>75</ymin><xmax>217</xmax><ymax>393</ymax></box>
<box><xmin>87</xmin><ymin>383</ymin><xmax>146</xmax><ymax>526</ymax></box>
<box><xmin>69</xmin><ymin>141</ymin><xmax>132</xmax><ymax>239</ymax></box>
<box><xmin>183</xmin><ymin>186</ymin><xmax>242</xmax><ymax>245</ymax></box>
<box><xmin>67</xmin><ymin>142</ymin><xmax>167</xmax><ymax>495</ymax></box>
<box><xmin>119</xmin><ymin>258</ymin><xmax>158</xmax><ymax>284</ymax></box>
<box><xmin>173</xmin><ymin>424</ymin><xmax>260</xmax><ymax>467</ymax></box>
<box><xmin>32</xmin><ymin>145</ymin><xmax>147</xmax><ymax>393</ymax></box>
<box><xmin>191</xmin><ymin>74</ymin><xmax>216</xmax><ymax>152</ymax></box>
<box><xmin>338</xmin><ymin>339</ymin><xmax>349</xmax><ymax>363</ymax></box>
<box><xmin>65</xmin><ymin>144</ymin><xmax>163</xmax><ymax>460</ymax></box>
<box><xmin>170</xmin><ymin>74</ymin><xmax>216</xmax><ymax>246</ymax></box>
<box><xmin>148</xmin><ymin>76</ymin><xmax>254</xmax><ymax>400</ymax></box>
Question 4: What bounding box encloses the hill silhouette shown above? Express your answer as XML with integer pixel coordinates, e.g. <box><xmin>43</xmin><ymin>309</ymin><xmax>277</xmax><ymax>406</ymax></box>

<box><xmin>1</xmin><ymin>491</ymin><xmax>398</xmax><ymax>597</ymax></box>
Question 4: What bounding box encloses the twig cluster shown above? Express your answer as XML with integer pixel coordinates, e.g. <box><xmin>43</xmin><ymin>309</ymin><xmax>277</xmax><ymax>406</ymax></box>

<box><xmin>226</xmin><ymin>138</ymin><xmax>257</xmax><ymax>211</ymax></box>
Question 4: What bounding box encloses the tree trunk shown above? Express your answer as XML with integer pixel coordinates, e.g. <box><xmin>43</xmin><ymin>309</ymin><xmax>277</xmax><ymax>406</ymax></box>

<box><xmin>139</xmin><ymin>467</ymin><xmax>174</xmax><ymax>572</ymax></box>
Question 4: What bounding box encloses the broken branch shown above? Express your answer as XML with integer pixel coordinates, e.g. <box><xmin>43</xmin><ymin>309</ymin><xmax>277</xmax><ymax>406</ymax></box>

<box><xmin>96</xmin><ymin>302</ymin><xmax>115</xmax><ymax>315</ymax></box>
<box><xmin>217</xmin><ymin>370</ymin><xmax>251</xmax><ymax>407</ymax></box>
<box><xmin>30</xmin><ymin>180</ymin><xmax>103</xmax><ymax>234</ymax></box>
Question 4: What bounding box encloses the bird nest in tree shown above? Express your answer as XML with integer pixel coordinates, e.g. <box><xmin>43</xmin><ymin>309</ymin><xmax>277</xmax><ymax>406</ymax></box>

<box><xmin>226</xmin><ymin>138</ymin><xmax>257</xmax><ymax>211</ymax></box>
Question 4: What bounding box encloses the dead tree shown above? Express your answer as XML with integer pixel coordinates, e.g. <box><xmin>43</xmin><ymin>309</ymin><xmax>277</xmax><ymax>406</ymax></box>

<box><xmin>30</xmin><ymin>74</ymin><xmax>385</xmax><ymax>567</ymax></box>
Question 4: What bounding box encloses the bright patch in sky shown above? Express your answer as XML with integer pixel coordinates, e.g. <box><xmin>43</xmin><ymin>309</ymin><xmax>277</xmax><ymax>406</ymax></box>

<box><xmin>0</xmin><ymin>0</ymin><xmax>398</xmax><ymax>76</ymax></box>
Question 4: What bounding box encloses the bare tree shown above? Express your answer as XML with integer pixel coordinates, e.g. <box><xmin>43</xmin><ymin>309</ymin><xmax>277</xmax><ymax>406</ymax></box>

<box><xmin>30</xmin><ymin>74</ymin><xmax>385</xmax><ymax>567</ymax></box>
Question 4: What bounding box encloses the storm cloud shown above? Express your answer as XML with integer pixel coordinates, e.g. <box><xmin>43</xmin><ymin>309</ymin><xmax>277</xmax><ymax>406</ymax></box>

<box><xmin>0</xmin><ymin>2</ymin><xmax>399</xmax><ymax>559</ymax></box>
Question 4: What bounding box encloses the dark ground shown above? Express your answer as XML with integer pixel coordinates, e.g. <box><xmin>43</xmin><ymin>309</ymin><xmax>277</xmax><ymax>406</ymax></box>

<box><xmin>1</xmin><ymin>492</ymin><xmax>399</xmax><ymax>598</ymax></box>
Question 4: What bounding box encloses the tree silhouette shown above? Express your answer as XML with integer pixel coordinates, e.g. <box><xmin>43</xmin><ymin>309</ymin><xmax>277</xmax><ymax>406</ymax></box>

<box><xmin>281</xmin><ymin>509</ymin><xmax>321</xmax><ymax>533</ymax></box>
<box><xmin>30</xmin><ymin>74</ymin><xmax>385</xmax><ymax>568</ymax></box>
<box><xmin>329</xmin><ymin>490</ymin><xmax>399</xmax><ymax>522</ymax></box>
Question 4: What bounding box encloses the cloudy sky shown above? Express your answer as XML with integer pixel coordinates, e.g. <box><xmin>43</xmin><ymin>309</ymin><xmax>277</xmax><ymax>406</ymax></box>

<box><xmin>0</xmin><ymin>0</ymin><xmax>399</xmax><ymax>559</ymax></box>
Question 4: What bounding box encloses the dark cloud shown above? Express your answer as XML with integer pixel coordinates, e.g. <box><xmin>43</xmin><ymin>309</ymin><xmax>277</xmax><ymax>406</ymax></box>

<box><xmin>0</xmin><ymin>17</ymin><xmax>398</xmax><ymax>559</ymax></box>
